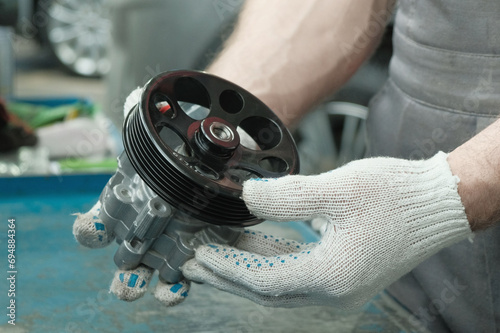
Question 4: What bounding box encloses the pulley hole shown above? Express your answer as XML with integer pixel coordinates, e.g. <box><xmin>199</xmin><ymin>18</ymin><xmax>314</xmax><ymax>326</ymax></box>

<box><xmin>153</xmin><ymin>93</ymin><xmax>175</xmax><ymax>119</ymax></box>
<box><xmin>195</xmin><ymin>164</ymin><xmax>219</xmax><ymax>180</ymax></box>
<box><xmin>219</xmin><ymin>89</ymin><xmax>244</xmax><ymax>114</ymax></box>
<box><xmin>227</xmin><ymin>168</ymin><xmax>262</xmax><ymax>184</ymax></box>
<box><xmin>174</xmin><ymin>77</ymin><xmax>211</xmax><ymax>120</ymax></box>
<box><xmin>259</xmin><ymin>157</ymin><xmax>288</xmax><ymax>173</ymax></box>
<box><xmin>158</xmin><ymin>126</ymin><xmax>191</xmax><ymax>157</ymax></box>
<box><xmin>238</xmin><ymin>116</ymin><xmax>282</xmax><ymax>150</ymax></box>
<box><xmin>179</xmin><ymin>101</ymin><xmax>210</xmax><ymax>120</ymax></box>
<box><xmin>236</xmin><ymin>127</ymin><xmax>260</xmax><ymax>150</ymax></box>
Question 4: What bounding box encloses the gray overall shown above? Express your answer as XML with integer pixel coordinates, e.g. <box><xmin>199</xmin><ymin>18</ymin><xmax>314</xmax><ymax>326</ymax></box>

<box><xmin>366</xmin><ymin>0</ymin><xmax>500</xmax><ymax>332</ymax></box>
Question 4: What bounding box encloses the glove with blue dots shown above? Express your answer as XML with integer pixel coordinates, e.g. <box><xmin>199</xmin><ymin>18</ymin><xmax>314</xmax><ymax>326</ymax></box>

<box><xmin>182</xmin><ymin>152</ymin><xmax>472</xmax><ymax>309</ymax></box>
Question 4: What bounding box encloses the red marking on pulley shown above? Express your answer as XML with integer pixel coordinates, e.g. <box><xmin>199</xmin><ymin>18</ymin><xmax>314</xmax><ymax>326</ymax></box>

<box><xmin>159</xmin><ymin>104</ymin><xmax>171</xmax><ymax>113</ymax></box>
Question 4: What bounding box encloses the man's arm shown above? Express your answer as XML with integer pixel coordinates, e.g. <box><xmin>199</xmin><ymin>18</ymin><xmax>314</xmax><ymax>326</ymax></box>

<box><xmin>207</xmin><ymin>0</ymin><xmax>396</xmax><ymax>127</ymax></box>
<box><xmin>448</xmin><ymin>119</ymin><xmax>500</xmax><ymax>231</ymax></box>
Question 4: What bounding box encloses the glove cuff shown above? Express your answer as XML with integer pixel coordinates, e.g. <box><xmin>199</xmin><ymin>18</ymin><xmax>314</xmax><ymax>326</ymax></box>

<box><xmin>400</xmin><ymin>151</ymin><xmax>471</xmax><ymax>260</ymax></box>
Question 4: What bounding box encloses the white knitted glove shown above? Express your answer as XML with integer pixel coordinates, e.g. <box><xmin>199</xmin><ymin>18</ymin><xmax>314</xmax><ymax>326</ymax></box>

<box><xmin>72</xmin><ymin>88</ymin><xmax>191</xmax><ymax>307</ymax></box>
<box><xmin>182</xmin><ymin>152</ymin><xmax>472</xmax><ymax>309</ymax></box>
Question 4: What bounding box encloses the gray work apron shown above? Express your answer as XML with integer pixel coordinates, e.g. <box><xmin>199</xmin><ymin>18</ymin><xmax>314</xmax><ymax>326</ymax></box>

<box><xmin>366</xmin><ymin>0</ymin><xmax>500</xmax><ymax>332</ymax></box>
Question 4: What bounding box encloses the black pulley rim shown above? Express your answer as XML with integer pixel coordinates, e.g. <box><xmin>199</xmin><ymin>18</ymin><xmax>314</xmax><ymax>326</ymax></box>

<box><xmin>123</xmin><ymin>70</ymin><xmax>299</xmax><ymax>226</ymax></box>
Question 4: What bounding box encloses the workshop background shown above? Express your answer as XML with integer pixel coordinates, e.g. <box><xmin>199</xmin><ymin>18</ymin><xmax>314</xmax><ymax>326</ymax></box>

<box><xmin>0</xmin><ymin>1</ymin><xmax>419</xmax><ymax>332</ymax></box>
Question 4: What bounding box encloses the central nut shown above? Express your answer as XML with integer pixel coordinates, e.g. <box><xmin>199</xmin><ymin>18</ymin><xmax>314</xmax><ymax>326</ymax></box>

<box><xmin>195</xmin><ymin>117</ymin><xmax>240</xmax><ymax>159</ymax></box>
<box><xmin>209</xmin><ymin>122</ymin><xmax>234</xmax><ymax>142</ymax></box>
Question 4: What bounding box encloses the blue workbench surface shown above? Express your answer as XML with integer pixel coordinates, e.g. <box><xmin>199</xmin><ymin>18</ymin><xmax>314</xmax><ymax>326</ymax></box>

<box><xmin>0</xmin><ymin>174</ymin><xmax>416</xmax><ymax>333</ymax></box>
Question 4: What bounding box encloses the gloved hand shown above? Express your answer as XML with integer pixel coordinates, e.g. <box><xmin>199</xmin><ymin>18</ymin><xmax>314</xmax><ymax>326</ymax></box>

<box><xmin>72</xmin><ymin>88</ymin><xmax>190</xmax><ymax>307</ymax></box>
<box><xmin>182</xmin><ymin>152</ymin><xmax>472</xmax><ymax>309</ymax></box>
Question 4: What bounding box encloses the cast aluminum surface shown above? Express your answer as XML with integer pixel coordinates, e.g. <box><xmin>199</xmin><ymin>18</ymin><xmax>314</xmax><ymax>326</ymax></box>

<box><xmin>98</xmin><ymin>152</ymin><xmax>241</xmax><ymax>283</ymax></box>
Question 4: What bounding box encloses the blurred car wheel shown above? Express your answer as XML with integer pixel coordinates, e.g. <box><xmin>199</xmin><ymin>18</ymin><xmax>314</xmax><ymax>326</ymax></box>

<box><xmin>38</xmin><ymin>0</ymin><xmax>111</xmax><ymax>77</ymax></box>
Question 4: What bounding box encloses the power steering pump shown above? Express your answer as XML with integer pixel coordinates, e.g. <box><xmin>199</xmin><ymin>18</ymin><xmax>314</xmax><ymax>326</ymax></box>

<box><xmin>98</xmin><ymin>70</ymin><xmax>299</xmax><ymax>284</ymax></box>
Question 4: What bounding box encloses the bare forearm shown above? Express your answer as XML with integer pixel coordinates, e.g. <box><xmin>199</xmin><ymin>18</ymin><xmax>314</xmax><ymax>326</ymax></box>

<box><xmin>448</xmin><ymin>119</ymin><xmax>500</xmax><ymax>231</ymax></box>
<box><xmin>207</xmin><ymin>0</ymin><xmax>395</xmax><ymax>127</ymax></box>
